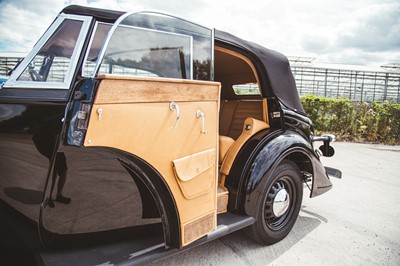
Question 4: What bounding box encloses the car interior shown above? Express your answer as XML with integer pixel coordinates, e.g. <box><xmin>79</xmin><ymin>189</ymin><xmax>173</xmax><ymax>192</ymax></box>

<box><xmin>214</xmin><ymin>45</ymin><xmax>271</xmax><ymax>212</ymax></box>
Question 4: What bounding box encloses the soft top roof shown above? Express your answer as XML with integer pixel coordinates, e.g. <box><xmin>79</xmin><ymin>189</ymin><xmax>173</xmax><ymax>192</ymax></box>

<box><xmin>62</xmin><ymin>5</ymin><xmax>125</xmax><ymax>23</ymax></box>
<box><xmin>61</xmin><ymin>5</ymin><xmax>304</xmax><ymax>114</ymax></box>
<box><xmin>215</xmin><ymin>30</ymin><xmax>305</xmax><ymax>114</ymax></box>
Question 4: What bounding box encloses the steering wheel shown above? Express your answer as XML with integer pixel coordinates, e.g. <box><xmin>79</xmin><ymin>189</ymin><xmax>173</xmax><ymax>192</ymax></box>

<box><xmin>28</xmin><ymin>65</ymin><xmax>43</xmax><ymax>81</ymax></box>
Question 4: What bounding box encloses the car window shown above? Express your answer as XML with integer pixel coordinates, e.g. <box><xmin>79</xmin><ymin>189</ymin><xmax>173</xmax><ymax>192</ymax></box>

<box><xmin>233</xmin><ymin>83</ymin><xmax>260</xmax><ymax>95</ymax></box>
<box><xmin>91</xmin><ymin>12</ymin><xmax>213</xmax><ymax>80</ymax></box>
<box><xmin>98</xmin><ymin>26</ymin><xmax>192</xmax><ymax>79</ymax></box>
<box><xmin>82</xmin><ymin>23</ymin><xmax>112</xmax><ymax>77</ymax></box>
<box><xmin>17</xmin><ymin>19</ymin><xmax>83</xmax><ymax>83</ymax></box>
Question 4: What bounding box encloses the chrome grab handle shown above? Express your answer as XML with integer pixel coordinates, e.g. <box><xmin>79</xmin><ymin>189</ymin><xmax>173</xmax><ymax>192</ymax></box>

<box><xmin>169</xmin><ymin>101</ymin><xmax>180</xmax><ymax>129</ymax></box>
<box><xmin>97</xmin><ymin>107</ymin><xmax>103</xmax><ymax>120</ymax></box>
<box><xmin>196</xmin><ymin>110</ymin><xmax>207</xmax><ymax>134</ymax></box>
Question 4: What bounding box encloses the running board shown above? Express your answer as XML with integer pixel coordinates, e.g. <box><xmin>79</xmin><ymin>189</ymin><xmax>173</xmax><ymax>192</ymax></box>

<box><xmin>38</xmin><ymin>213</ymin><xmax>254</xmax><ymax>266</ymax></box>
<box><xmin>130</xmin><ymin>213</ymin><xmax>254</xmax><ymax>265</ymax></box>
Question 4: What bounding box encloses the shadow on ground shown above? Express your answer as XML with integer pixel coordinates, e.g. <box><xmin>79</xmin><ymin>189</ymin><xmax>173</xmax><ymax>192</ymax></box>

<box><xmin>152</xmin><ymin>206</ymin><xmax>325</xmax><ymax>266</ymax></box>
<box><xmin>4</xmin><ymin>187</ymin><xmax>43</xmax><ymax>205</ymax></box>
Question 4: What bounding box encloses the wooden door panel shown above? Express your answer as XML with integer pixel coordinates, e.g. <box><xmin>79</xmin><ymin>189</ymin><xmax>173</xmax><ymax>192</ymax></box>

<box><xmin>85</xmin><ymin>75</ymin><xmax>220</xmax><ymax>245</ymax></box>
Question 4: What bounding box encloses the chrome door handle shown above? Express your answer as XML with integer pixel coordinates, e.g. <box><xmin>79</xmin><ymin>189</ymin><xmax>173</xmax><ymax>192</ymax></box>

<box><xmin>169</xmin><ymin>101</ymin><xmax>180</xmax><ymax>129</ymax></box>
<box><xmin>196</xmin><ymin>110</ymin><xmax>207</xmax><ymax>134</ymax></box>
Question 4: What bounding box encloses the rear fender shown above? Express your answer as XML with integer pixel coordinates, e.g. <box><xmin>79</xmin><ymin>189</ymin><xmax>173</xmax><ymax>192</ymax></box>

<box><xmin>112</xmin><ymin>149</ymin><xmax>181</xmax><ymax>248</ymax></box>
<box><xmin>232</xmin><ymin>131</ymin><xmax>332</xmax><ymax>218</ymax></box>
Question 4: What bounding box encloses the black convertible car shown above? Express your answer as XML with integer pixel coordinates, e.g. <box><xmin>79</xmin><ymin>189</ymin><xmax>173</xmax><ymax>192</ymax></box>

<box><xmin>0</xmin><ymin>5</ymin><xmax>340</xmax><ymax>265</ymax></box>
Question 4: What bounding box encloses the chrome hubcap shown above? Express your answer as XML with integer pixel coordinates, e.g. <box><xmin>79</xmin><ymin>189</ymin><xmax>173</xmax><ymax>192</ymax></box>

<box><xmin>272</xmin><ymin>188</ymin><xmax>290</xmax><ymax>217</ymax></box>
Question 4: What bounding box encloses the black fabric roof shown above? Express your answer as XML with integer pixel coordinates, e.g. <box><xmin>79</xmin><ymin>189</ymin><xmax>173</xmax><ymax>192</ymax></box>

<box><xmin>62</xmin><ymin>5</ymin><xmax>125</xmax><ymax>23</ymax></box>
<box><xmin>215</xmin><ymin>30</ymin><xmax>305</xmax><ymax>114</ymax></box>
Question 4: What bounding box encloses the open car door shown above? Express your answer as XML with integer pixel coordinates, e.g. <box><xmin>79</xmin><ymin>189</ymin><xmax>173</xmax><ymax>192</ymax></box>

<box><xmin>84</xmin><ymin>75</ymin><xmax>220</xmax><ymax>246</ymax></box>
<box><xmin>65</xmin><ymin>12</ymin><xmax>220</xmax><ymax>246</ymax></box>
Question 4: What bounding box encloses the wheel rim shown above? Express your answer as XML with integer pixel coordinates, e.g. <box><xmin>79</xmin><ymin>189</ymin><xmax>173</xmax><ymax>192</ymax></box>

<box><xmin>273</xmin><ymin>188</ymin><xmax>290</xmax><ymax>217</ymax></box>
<box><xmin>264</xmin><ymin>175</ymin><xmax>296</xmax><ymax>231</ymax></box>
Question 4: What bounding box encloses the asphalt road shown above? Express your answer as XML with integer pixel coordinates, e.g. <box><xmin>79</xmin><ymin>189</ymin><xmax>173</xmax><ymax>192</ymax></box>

<box><xmin>151</xmin><ymin>142</ymin><xmax>400</xmax><ymax>266</ymax></box>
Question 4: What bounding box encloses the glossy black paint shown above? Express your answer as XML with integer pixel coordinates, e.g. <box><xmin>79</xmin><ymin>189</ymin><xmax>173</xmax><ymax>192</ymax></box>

<box><xmin>0</xmin><ymin>87</ymin><xmax>176</xmax><ymax>250</ymax></box>
<box><xmin>242</xmin><ymin>131</ymin><xmax>332</xmax><ymax>218</ymax></box>
<box><xmin>39</xmin><ymin>146</ymin><xmax>164</xmax><ymax>249</ymax></box>
<box><xmin>225</xmin><ymin>127</ymin><xmax>332</xmax><ymax>215</ymax></box>
<box><xmin>0</xmin><ymin>90</ymin><xmax>67</xmax><ymax>249</ymax></box>
<box><xmin>282</xmin><ymin>106</ymin><xmax>313</xmax><ymax>140</ymax></box>
<box><xmin>113</xmin><ymin>150</ymin><xmax>181</xmax><ymax>248</ymax></box>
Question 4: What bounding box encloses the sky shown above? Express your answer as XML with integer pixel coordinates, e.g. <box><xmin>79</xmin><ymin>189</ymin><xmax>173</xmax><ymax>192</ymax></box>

<box><xmin>0</xmin><ymin>0</ymin><xmax>399</xmax><ymax>67</ymax></box>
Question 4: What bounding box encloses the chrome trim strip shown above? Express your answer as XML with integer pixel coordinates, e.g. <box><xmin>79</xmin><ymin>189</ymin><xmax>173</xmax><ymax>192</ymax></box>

<box><xmin>91</xmin><ymin>12</ymin><xmax>132</xmax><ymax>78</ymax></box>
<box><xmin>211</xmin><ymin>29</ymin><xmax>215</xmax><ymax>81</ymax></box>
<box><xmin>189</xmin><ymin>34</ymin><xmax>193</xmax><ymax>80</ymax></box>
<box><xmin>81</xmin><ymin>21</ymin><xmax>100</xmax><ymax>77</ymax></box>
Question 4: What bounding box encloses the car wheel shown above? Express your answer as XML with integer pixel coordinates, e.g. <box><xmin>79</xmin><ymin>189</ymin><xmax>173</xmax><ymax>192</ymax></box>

<box><xmin>244</xmin><ymin>159</ymin><xmax>303</xmax><ymax>245</ymax></box>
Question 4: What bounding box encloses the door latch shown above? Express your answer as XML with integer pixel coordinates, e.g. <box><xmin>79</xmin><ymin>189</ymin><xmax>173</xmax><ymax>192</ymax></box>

<box><xmin>97</xmin><ymin>107</ymin><xmax>103</xmax><ymax>120</ymax></box>
<box><xmin>196</xmin><ymin>110</ymin><xmax>207</xmax><ymax>134</ymax></box>
<box><xmin>169</xmin><ymin>101</ymin><xmax>180</xmax><ymax>129</ymax></box>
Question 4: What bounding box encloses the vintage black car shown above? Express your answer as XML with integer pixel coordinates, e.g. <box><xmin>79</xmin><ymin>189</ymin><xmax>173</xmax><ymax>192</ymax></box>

<box><xmin>0</xmin><ymin>5</ymin><xmax>340</xmax><ymax>265</ymax></box>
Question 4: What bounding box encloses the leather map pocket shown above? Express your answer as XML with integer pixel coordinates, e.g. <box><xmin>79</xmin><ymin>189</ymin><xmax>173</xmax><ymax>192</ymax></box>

<box><xmin>172</xmin><ymin>149</ymin><xmax>215</xmax><ymax>199</ymax></box>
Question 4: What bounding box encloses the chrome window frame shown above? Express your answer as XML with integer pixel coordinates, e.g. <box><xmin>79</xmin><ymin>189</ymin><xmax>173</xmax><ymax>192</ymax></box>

<box><xmin>91</xmin><ymin>12</ymin><xmax>138</xmax><ymax>78</ymax></box>
<box><xmin>92</xmin><ymin>11</ymin><xmax>213</xmax><ymax>80</ymax></box>
<box><xmin>81</xmin><ymin>21</ymin><xmax>112</xmax><ymax>77</ymax></box>
<box><xmin>3</xmin><ymin>14</ymin><xmax>92</xmax><ymax>89</ymax></box>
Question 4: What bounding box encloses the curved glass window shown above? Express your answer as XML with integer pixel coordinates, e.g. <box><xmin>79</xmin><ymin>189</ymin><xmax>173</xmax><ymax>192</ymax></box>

<box><xmin>96</xmin><ymin>12</ymin><xmax>213</xmax><ymax>80</ymax></box>
<box><xmin>99</xmin><ymin>26</ymin><xmax>192</xmax><ymax>78</ymax></box>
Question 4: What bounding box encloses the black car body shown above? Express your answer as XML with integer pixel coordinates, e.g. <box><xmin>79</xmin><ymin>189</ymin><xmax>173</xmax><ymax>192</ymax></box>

<box><xmin>0</xmin><ymin>5</ymin><xmax>340</xmax><ymax>265</ymax></box>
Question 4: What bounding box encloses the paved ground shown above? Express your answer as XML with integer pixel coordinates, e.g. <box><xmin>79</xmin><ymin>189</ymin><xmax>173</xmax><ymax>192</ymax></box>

<box><xmin>152</xmin><ymin>142</ymin><xmax>400</xmax><ymax>266</ymax></box>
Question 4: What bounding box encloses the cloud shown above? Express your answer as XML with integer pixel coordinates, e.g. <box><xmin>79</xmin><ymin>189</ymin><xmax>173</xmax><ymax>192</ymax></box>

<box><xmin>299</xmin><ymin>1</ymin><xmax>400</xmax><ymax>65</ymax></box>
<box><xmin>336</xmin><ymin>3</ymin><xmax>400</xmax><ymax>52</ymax></box>
<box><xmin>135</xmin><ymin>0</ymin><xmax>206</xmax><ymax>16</ymax></box>
<box><xmin>0</xmin><ymin>0</ymin><xmax>399</xmax><ymax>66</ymax></box>
<box><xmin>0</xmin><ymin>0</ymin><xmax>64</xmax><ymax>51</ymax></box>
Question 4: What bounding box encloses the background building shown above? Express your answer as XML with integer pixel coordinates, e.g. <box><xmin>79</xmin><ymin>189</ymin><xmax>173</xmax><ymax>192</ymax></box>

<box><xmin>289</xmin><ymin>56</ymin><xmax>400</xmax><ymax>103</ymax></box>
<box><xmin>1</xmin><ymin>52</ymin><xmax>399</xmax><ymax>103</ymax></box>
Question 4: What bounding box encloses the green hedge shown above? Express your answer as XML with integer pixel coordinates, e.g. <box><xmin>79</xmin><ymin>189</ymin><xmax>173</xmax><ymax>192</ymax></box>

<box><xmin>301</xmin><ymin>95</ymin><xmax>400</xmax><ymax>145</ymax></box>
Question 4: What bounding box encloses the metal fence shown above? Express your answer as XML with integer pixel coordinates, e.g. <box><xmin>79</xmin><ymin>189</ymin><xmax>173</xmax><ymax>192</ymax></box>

<box><xmin>291</xmin><ymin>66</ymin><xmax>400</xmax><ymax>103</ymax></box>
<box><xmin>289</xmin><ymin>58</ymin><xmax>400</xmax><ymax>103</ymax></box>
<box><xmin>1</xmin><ymin>53</ymin><xmax>400</xmax><ymax>103</ymax></box>
<box><xmin>0</xmin><ymin>53</ymin><xmax>24</xmax><ymax>76</ymax></box>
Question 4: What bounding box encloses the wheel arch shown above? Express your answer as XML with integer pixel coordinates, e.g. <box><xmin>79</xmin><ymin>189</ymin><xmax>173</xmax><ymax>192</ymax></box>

<box><xmin>230</xmin><ymin>130</ymin><xmax>330</xmax><ymax>218</ymax></box>
<box><xmin>106</xmin><ymin>148</ymin><xmax>181</xmax><ymax>248</ymax></box>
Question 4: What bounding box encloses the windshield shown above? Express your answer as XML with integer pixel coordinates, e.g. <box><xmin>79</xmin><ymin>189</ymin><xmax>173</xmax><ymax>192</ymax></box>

<box><xmin>18</xmin><ymin>19</ymin><xmax>83</xmax><ymax>83</ymax></box>
<box><xmin>3</xmin><ymin>14</ymin><xmax>91</xmax><ymax>89</ymax></box>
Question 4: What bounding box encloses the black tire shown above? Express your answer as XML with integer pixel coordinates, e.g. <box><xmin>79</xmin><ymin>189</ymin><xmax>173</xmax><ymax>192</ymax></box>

<box><xmin>244</xmin><ymin>159</ymin><xmax>303</xmax><ymax>245</ymax></box>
